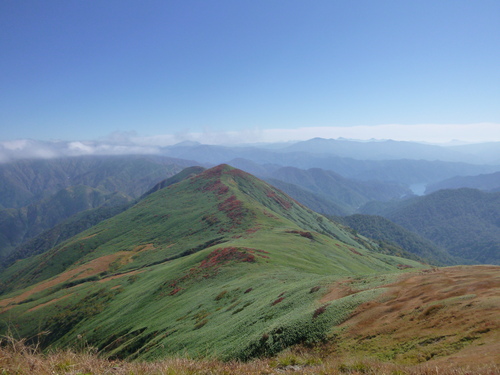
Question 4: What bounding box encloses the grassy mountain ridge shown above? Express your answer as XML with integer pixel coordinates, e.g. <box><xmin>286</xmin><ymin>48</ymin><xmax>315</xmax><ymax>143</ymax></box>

<box><xmin>0</xmin><ymin>164</ymin><xmax>423</xmax><ymax>360</ymax></box>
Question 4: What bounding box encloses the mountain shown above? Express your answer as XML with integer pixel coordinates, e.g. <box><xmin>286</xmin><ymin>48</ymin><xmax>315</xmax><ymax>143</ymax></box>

<box><xmin>268</xmin><ymin>167</ymin><xmax>410</xmax><ymax>212</ymax></box>
<box><xmin>0</xmin><ymin>154</ymin><xmax>197</xmax><ymax>209</ymax></box>
<box><xmin>161</xmin><ymin>142</ymin><xmax>500</xmax><ymax>187</ymax></box>
<box><xmin>265</xmin><ymin>178</ymin><xmax>349</xmax><ymax>216</ymax></box>
<box><xmin>0</xmin><ymin>155</ymin><xmax>201</xmax><ymax>258</ymax></box>
<box><xmin>425</xmin><ymin>171</ymin><xmax>500</xmax><ymax>194</ymax></box>
<box><xmin>0</xmin><ymin>165</ymin><xmax>423</xmax><ymax>360</ymax></box>
<box><xmin>449</xmin><ymin>141</ymin><xmax>500</xmax><ymax>164</ymax></box>
<box><xmin>0</xmin><ymin>185</ymin><xmax>133</xmax><ymax>258</ymax></box>
<box><xmin>283</xmin><ymin>138</ymin><xmax>469</xmax><ymax>162</ymax></box>
<box><xmin>360</xmin><ymin>188</ymin><xmax>500</xmax><ymax>265</ymax></box>
<box><xmin>334</xmin><ymin>214</ymin><xmax>461</xmax><ymax>266</ymax></box>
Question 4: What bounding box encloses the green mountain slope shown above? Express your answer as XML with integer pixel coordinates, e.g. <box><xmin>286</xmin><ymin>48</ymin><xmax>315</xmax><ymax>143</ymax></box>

<box><xmin>0</xmin><ymin>155</ymin><xmax>199</xmax><ymax>258</ymax></box>
<box><xmin>360</xmin><ymin>188</ymin><xmax>500</xmax><ymax>265</ymax></box>
<box><xmin>0</xmin><ymin>165</ymin><xmax>424</xmax><ymax>360</ymax></box>
<box><xmin>0</xmin><ymin>185</ymin><xmax>132</xmax><ymax>258</ymax></box>
<box><xmin>1</xmin><ymin>166</ymin><xmax>208</xmax><ymax>268</ymax></box>
<box><xmin>333</xmin><ymin>214</ymin><xmax>460</xmax><ymax>266</ymax></box>
<box><xmin>265</xmin><ymin>178</ymin><xmax>349</xmax><ymax>216</ymax></box>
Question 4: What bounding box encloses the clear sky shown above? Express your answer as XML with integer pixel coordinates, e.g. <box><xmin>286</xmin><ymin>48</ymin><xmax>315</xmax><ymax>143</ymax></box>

<box><xmin>1</xmin><ymin>0</ymin><xmax>499</xmax><ymax>144</ymax></box>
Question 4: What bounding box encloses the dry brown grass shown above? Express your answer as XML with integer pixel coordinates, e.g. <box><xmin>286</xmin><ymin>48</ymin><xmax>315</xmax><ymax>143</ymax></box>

<box><xmin>334</xmin><ymin>266</ymin><xmax>500</xmax><ymax>368</ymax></box>
<box><xmin>0</xmin><ymin>335</ymin><xmax>498</xmax><ymax>375</ymax></box>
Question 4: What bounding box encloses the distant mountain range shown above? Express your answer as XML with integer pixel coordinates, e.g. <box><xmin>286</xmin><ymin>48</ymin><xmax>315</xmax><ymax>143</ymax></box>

<box><xmin>159</xmin><ymin>140</ymin><xmax>500</xmax><ymax>187</ymax></box>
<box><xmin>425</xmin><ymin>171</ymin><xmax>500</xmax><ymax>194</ymax></box>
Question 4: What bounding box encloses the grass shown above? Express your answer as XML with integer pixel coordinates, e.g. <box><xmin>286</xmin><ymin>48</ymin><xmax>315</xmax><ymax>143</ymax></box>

<box><xmin>0</xmin><ymin>165</ymin><xmax>432</xmax><ymax>361</ymax></box>
<box><xmin>0</xmin><ymin>335</ymin><xmax>498</xmax><ymax>375</ymax></box>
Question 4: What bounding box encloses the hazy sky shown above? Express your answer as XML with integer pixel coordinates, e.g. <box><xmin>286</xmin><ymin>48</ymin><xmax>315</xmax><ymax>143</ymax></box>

<box><xmin>1</xmin><ymin>1</ymin><xmax>499</xmax><ymax>144</ymax></box>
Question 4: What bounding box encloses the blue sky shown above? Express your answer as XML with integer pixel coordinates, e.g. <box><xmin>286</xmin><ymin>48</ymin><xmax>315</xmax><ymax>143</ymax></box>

<box><xmin>1</xmin><ymin>0</ymin><xmax>499</xmax><ymax>144</ymax></box>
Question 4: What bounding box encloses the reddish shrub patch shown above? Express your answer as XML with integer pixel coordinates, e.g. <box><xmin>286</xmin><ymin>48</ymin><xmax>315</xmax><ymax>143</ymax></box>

<box><xmin>287</xmin><ymin>230</ymin><xmax>314</xmax><ymax>240</ymax></box>
<box><xmin>349</xmin><ymin>247</ymin><xmax>363</xmax><ymax>256</ymax></box>
<box><xmin>165</xmin><ymin>247</ymin><xmax>256</xmax><ymax>296</ymax></box>
<box><xmin>265</xmin><ymin>189</ymin><xmax>292</xmax><ymax>210</ymax></box>
<box><xmin>246</xmin><ymin>226</ymin><xmax>260</xmax><ymax>234</ymax></box>
<box><xmin>310</xmin><ymin>286</ymin><xmax>321</xmax><ymax>293</ymax></box>
<box><xmin>200</xmin><ymin>247</ymin><xmax>256</xmax><ymax>269</ymax></box>
<box><xmin>397</xmin><ymin>264</ymin><xmax>414</xmax><ymax>269</ymax></box>
<box><xmin>218</xmin><ymin>195</ymin><xmax>246</xmax><ymax>224</ymax></box>
<box><xmin>271</xmin><ymin>297</ymin><xmax>285</xmax><ymax>306</ymax></box>
<box><xmin>313</xmin><ymin>304</ymin><xmax>329</xmax><ymax>319</ymax></box>
<box><xmin>169</xmin><ymin>288</ymin><xmax>182</xmax><ymax>296</ymax></box>
<box><xmin>202</xmin><ymin>214</ymin><xmax>219</xmax><ymax>226</ymax></box>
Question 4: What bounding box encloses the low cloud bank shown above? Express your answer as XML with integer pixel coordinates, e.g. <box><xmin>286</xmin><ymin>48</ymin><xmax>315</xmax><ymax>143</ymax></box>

<box><xmin>1</xmin><ymin>123</ymin><xmax>498</xmax><ymax>163</ymax></box>
<box><xmin>0</xmin><ymin>139</ymin><xmax>160</xmax><ymax>163</ymax></box>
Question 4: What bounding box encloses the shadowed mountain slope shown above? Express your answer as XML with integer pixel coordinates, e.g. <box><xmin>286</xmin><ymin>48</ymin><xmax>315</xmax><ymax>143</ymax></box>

<box><xmin>425</xmin><ymin>171</ymin><xmax>500</xmax><ymax>194</ymax></box>
<box><xmin>333</xmin><ymin>214</ymin><xmax>461</xmax><ymax>266</ymax></box>
<box><xmin>360</xmin><ymin>188</ymin><xmax>500</xmax><ymax>265</ymax></box>
<box><xmin>1</xmin><ymin>166</ymin><xmax>208</xmax><ymax>267</ymax></box>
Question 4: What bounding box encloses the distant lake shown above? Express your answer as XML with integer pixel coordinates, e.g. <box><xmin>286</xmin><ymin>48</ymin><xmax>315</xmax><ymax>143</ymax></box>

<box><xmin>409</xmin><ymin>183</ymin><xmax>427</xmax><ymax>196</ymax></box>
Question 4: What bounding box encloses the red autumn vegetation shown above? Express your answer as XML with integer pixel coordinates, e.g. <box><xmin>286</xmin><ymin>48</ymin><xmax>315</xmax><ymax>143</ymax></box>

<box><xmin>313</xmin><ymin>304</ymin><xmax>329</xmax><ymax>319</ymax></box>
<box><xmin>271</xmin><ymin>297</ymin><xmax>285</xmax><ymax>306</ymax></box>
<box><xmin>218</xmin><ymin>195</ymin><xmax>246</xmax><ymax>224</ymax></box>
<box><xmin>287</xmin><ymin>230</ymin><xmax>314</xmax><ymax>240</ymax></box>
<box><xmin>265</xmin><ymin>189</ymin><xmax>292</xmax><ymax>210</ymax></box>
<box><xmin>348</xmin><ymin>247</ymin><xmax>363</xmax><ymax>256</ymax></box>
<box><xmin>166</xmin><ymin>247</ymin><xmax>257</xmax><ymax>296</ymax></box>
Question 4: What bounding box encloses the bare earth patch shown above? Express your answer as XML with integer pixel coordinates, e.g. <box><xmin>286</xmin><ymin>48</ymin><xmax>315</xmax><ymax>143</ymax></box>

<box><xmin>0</xmin><ymin>252</ymin><xmax>131</xmax><ymax>311</ymax></box>
<box><xmin>27</xmin><ymin>294</ymin><xmax>72</xmax><ymax>312</ymax></box>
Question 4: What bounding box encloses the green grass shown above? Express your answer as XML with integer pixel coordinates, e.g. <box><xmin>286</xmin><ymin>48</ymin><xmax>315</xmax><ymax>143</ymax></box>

<box><xmin>0</xmin><ymin>165</ymin><xmax>426</xmax><ymax>360</ymax></box>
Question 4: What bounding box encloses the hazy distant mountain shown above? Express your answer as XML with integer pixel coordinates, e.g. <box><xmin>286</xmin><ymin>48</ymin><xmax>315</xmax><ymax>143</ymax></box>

<box><xmin>425</xmin><ymin>171</ymin><xmax>500</xmax><ymax>194</ymax></box>
<box><xmin>448</xmin><ymin>142</ymin><xmax>500</xmax><ymax>165</ymax></box>
<box><xmin>268</xmin><ymin>167</ymin><xmax>411</xmax><ymax>212</ymax></box>
<box><xmin>360</xmin><ymin>188</ymin><xmax>500</xmax><ymax>265</ymax></box>
<box><xmin>161</xmin><ymin>143</ymin><xmax>500</xmax><ymax>187</ymax></box>
<box><xmin>283</xmin><ymin>138</ymin><xmax>472</xmax><ymax>162</ymax></box>
<box><xmin>0</xmin><ymin>186</ymin><xmax>133</xmax><ymax>257</ymax></box>
<box><xmin>0</xmin><ymin>155</ymin><xmax>198</xmax><ymax>209</ymax></box>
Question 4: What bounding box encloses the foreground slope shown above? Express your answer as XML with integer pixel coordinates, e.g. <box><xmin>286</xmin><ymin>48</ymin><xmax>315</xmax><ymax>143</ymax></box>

<box><xmin>0</xmin><ymin>165</ymin><xmax>423</xmax><ymax>360</ymax></box>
